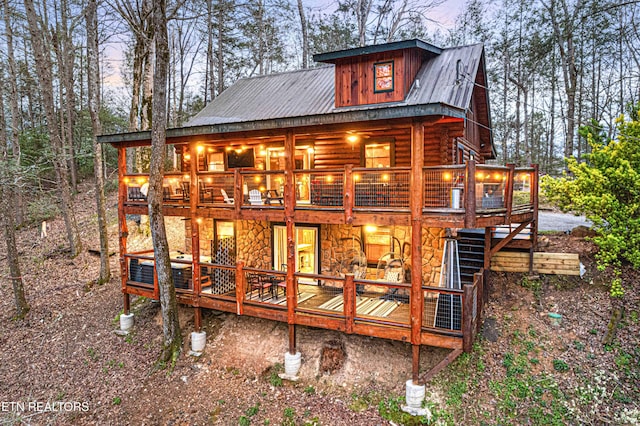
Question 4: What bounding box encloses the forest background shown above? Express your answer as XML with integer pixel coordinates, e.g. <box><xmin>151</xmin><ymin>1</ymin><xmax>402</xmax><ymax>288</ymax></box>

<box><xmin>1</xmin><ymin>0</ymin><xmax>640</xmax><ymax>342</ymax></box>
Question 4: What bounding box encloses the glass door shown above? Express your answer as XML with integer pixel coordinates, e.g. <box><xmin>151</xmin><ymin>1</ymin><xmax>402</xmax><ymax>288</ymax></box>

<box><xmin>273</xmin><ymin>225</ymin><xmax>318</xmax><ymax>284</ymax></box>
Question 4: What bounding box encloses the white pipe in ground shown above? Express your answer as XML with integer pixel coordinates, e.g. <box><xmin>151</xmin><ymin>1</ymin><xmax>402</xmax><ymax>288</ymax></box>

<box><xmin>191</xmin><ymin>331</ymin><xmax>207</xmax><ymax>353</ymax></box>
<box><xmin>119</xmin><ymin>313</ymin><xmax>134</xmax><ymax>332</ymax></box>
<box><xmin>402</xmin><ymin>379</ymin><xmax>431</xmax><ymax>417</ymax></box>
<box><xmin>281</xmin><ymin>351</ymin><xmax>302</xmax><ymax>380</ymax></box>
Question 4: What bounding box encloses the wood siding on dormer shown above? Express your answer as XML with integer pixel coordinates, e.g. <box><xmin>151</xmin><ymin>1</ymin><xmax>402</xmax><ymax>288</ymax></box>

<box><xmin>334</xmin><ymin>49</ymin><xmax>425</xmax><ymax>108</ymax></box>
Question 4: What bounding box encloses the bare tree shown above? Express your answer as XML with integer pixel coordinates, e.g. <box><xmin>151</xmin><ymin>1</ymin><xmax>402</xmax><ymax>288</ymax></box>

<box><xmin>3</xmin><ymin>0</ymin><xmax>25</xmax><ymax>225</ymax></box>
<box><xmin>24</xmin><ymin>0</ymin><xmax>81</xmax><ymax>257</ymax></box>
<box><xmin>149</xmin><ymin>0</ymin><xmax>182</xmax><ymax>365</ymax></box>
<box><xmin>86</xmin><ymin>0</ymin><xmax>110</xmax><ymax>285</ymax></box>
<box><xmin>297</xmin><ymin>0</ymin><xmax>309</xmax><ymax>68</ymax></box>
<box><xmin>0</xmin><ymin>66</ymin><xmax>29</xmax><ymax>319</ymax></box>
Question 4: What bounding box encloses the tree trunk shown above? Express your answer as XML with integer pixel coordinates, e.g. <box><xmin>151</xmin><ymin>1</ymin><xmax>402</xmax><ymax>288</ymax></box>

<box><xmin>0</xmin><ymin>66</ymin><xmax>29</xmax><ymax>319</ymax></box>
<box><xmin>3</xmin><ymin>0</ymin><xmax>25</xmax><ymax>225</ymax></box>
<box><xmin>150</xmin><ymin>0</ymin><xmax>182</xmax><ymax>365</ymax></box>
<box><xmin>24</xmin><ymin>0</ymin><xmax>81</xmax><ymax>257</ymax></box>
<box><xmin>297</xmin><ymin>0</ymin><xmax>308</xmax><ymax>68</ymax></box>
<box><xmin>86</xmin><ymin>0</ymin><xmax>110</xmax><ymax>285</ymax></box>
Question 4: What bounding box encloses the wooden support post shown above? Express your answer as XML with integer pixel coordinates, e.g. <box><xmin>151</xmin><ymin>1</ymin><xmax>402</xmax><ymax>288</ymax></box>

<box><xmin>194</xmin><ymin>306</ymin><xmax>202</xmax><ymax>332</ymax></box>
<box><xmin>235</xmin><ymin>261</ymin><xmax>245</xmax><ymax>316</ymax></box>
<box><xmin>123</xmin><ymin>293</ymin><xmax>130</xmax><ymax>315</ymax></box>
<box><xmin>284</xmin><ymin>130</ymin><xmax>297</xmax><ymax>355</ymax></box>
<box><xmin>504</xmin><ymin>163</ymin><xmax>515</xmax><ymax>223</ymax></box>
<box><xmin>475</xmin><ymin>272</ymin><xmax>483</xmax><ymax>335</ymax></box>
<box><xmin>234</xmin><ymin>169</ymin><xmax>242</xmax><ymax>215</ymax></box>
<box><xmin>344</xmin><ymin>164</ymin><xmax>354</xmax><ymax>224</ymax></box>
<box><xmin>117</xmin><ymin>147</ymin><xmax>129</xmax><ymax>296</ymax></box>
<box><xmin>192</xmin><ymin>216</ymin><xmax>201</xmax><ymax>296</ymax></box>
<box><xmin>410</xmin><ymin>119</ymin><xmax>425</xmax><ymax>383</ymax></box>
<box><xmin>530</xmin><ymin>164</ymin><xmax>540</xmax><ymax>273</ymax></box>
<box><xmin>344</xmin><ymin>274</ymin><xmax>355</xmax><ymax>334</ymax></box>
<box><xmin>464</xmin><ymin>160</ymin><xmax>476</xmax><ymax>228</ymax></box>
<box><xmin>462</xmin><ymin>284</ymin><xmax>474</xmax><ymax>352</ymax></box>
<box><xmin>422</xmin><ymin>348</ymin><xmax>463</xmax><ymax>382</ymax></box>
<box><xmin>484</xmin><ymin>227</ymin><xmax>492</xmax><ymax>271</ymax></box>
<box><xmin>412</xmin><ymin>344</ymin><xmax>421</xmax><ymax>384</ymax></box>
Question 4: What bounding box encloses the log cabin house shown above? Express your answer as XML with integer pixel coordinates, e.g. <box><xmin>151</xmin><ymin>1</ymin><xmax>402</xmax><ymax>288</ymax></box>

<box><xmin>100</xmin><ymin>39</ymin><xmax>538</xmax><ymax>386</ymax></box>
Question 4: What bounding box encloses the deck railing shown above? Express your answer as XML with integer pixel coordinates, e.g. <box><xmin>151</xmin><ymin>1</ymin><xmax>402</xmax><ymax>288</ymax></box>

<box><xmin>122</xmin><ymin>162</ymin><xmax>538</xmax><ymax>227</ymax></box>
<box><xmin>197</xmin><ymin>172</ymin><xmax>235</xmax><ymax>205</ymax></box>
<box><xmin>239</xmin><ymin>170</ymin><xmax>286</xmax><ymax>207</ymax></box>
<box><xmin>423</xmin><ymin>165</ymin><xmax>466</xmax><ymax>211</ymax></box>
<box><xmin>123</xmin><ymin>252</ymin><xmax>484</xmax><ymax>349</ymax></box>
<box><xmin>475</xmin><ymin>165</ymin><xmax>509</xmax><ymax>212</ymax></box>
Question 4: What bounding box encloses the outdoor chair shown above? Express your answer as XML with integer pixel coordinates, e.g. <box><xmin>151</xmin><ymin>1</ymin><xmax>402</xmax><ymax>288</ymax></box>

<box><xmin>181</xmin><ymin>181</ymin><xmax>190</xmax><ymax>202</ymax></box>
<box><xmin>199</xmin><ymin>182</ymin><xmax>214</xmax><ymax>203</ymax></box>
<box><xmin>246</xmin><ymin>272</ymin><xmax>272</xmax><ymax>301</ymax></box>
<box><xmin>221</xmin><ymin>188</ymin><xmax>234</xmax><ymax>204</ymax></box>
<box><xmin>128</xmin><ymin>186</ymin><xmax>147</xmax><ymax>202</ymax></box>
<box><xmin>248</xmin><ymin>189</ymin><xmax>263</xmax><ymax>205</ymax></box>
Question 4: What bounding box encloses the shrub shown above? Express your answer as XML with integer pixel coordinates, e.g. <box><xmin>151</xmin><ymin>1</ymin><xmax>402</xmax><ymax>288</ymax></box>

<box><xmin>541</xmin><ymin>106</ymin><xmax>640</xmax><ymax>296</ymax></box>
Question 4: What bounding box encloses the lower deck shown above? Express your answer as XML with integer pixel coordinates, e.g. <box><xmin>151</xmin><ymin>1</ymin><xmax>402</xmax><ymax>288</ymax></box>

<box><xmin>123</xmin><ymin>255</ymin><xmax>483</xmax><ymax>350</ymax></box>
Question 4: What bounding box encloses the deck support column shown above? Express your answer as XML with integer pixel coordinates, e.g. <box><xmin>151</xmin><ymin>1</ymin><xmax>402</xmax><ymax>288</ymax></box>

<box><xmin>117</xmin><ymin>147</ymin><xmax>135</xmax><ymax>334</ymax></box>
<box><xmin>282</xmin><ymin>129</ymin><xmax>301</xmax><ymax>378</ymax></box>
<box><xmin>409</xmin><ymin>119</ymin><xmax>425</xmax><ymax>385</ymax></box>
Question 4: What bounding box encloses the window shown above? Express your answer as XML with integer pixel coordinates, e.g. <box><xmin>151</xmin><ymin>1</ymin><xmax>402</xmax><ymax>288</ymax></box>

<box><xmin>373</xmin><ymin>61</ymin><xmax>394</xmax><ymax>93</ymax></box>
<box><xmin>364</xmin><ymin>142</ymin><xmax>393</xmax><ymax>168</ymax></box>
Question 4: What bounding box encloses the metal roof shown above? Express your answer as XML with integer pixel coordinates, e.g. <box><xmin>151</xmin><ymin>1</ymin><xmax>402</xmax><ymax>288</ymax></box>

<box><xmin>186</xmin><ymin>43</ymin><xmax>484</xmax><ymax>128</ymax></box>
<box><xmin>99</xmin><ymin>42</ymin><xmax>488</xmax><ymax>144</ymax></box>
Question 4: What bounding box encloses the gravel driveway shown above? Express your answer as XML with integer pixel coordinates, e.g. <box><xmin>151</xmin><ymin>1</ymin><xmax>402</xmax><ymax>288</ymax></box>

<box><xmin>538</xmin><ymin>210</ymin><xmax>591</xmax><ymax>232</ymax></box>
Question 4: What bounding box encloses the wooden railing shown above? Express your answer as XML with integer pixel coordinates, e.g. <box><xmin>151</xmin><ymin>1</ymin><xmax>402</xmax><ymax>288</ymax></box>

<box><xmin>122</xmin><ymin>162</ymin><xmax>538</xmax><ymax>228</ymax></box>
<box><xmin>124</xmin><ymin>254</ymin><xmax>483</xmax><ymax>349</ymax></box>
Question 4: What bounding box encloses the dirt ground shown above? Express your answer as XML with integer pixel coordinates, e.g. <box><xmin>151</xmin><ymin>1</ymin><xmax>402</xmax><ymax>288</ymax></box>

<box><xmin>1</xmin><ymin>184</ymin><xmax>638</xmax><ymax>425</ymax></box>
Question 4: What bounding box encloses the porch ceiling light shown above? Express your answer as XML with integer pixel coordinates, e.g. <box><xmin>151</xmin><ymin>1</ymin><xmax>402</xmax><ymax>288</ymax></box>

<box><xmin>353</xmin><ymin>174</ymin><xmax>361</xmax><ymax>182</ymax></box>
<box><xmin>326</xmin><ymin>175</ymin><xmax>333</xmax><ymax>183</ymax></box>
<box><xmin>443</xmin><ymin>172</ymin><xmax>452</xmax><ymax>181</ymax></box>
<box><xmin>196</xmin><ymin>145</ymin><xmax>204</xmax><ymax>153</ymax></box>
<box><xmin>183</xmin><ymin>174</ymin><xmax>190</xmax><ymax>180</ymax></box>
<box><xmin>123</xmin><ymin>177</ymin><xmax>130</xmax><ymax>184</ymax></box>
<box><xmin>475</xmin><ymin>172</ymin><xmax>484</xmax><ymax>181</ymax></box>
<box><xmin>307</xmin><ymin>147</ymin><xmax>314</xmax><ymax>154</ymax></box>
<box><xmin>364</xmin><ymin>225</ymin><xmax>378</xmax><ymax>234</ymax></box>
<box><xmin>254</xmin><ymin>176</ymin><xmax>262</xmax><ymax>183</ymax></box>
<box><xmin>346</xmin><ymin>134</ymin><xmax>359</xmax><ymax>144</ymax></box>
<box><xmin>196</xmin><ymin>217</ymin><xmax>203</xmax><ymax>224</ymax></box>
<box><xmin>184</xmin><ymin>154</ymin><xmax>191</xmax><ymax>160</ymax></box>
<box><xmin>136</xmin><ymin>177</ymin><xmax>146</xmax><ymax>184</ymax></box>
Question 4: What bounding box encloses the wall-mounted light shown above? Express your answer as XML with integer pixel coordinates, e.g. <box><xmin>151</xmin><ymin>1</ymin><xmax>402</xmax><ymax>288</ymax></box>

<box><xmin>346</xmin><ymin>134</ymin><xmax>359</xmax><ymax>144</ymax></box>
<box><xmin>123</xmin><ymin>177</ymin><xmax>130</xmax><ymax>184</ymax></box>
<box><xmin>184</xmin><ymin>153</ymin><xmax>191</xmax><ymax>160</ymax></box>
<box><xmin>196</xmin><ymin>145</ymin><xmax>204</xmax><ymax>153</ymax></box>
<box><xmin>196</xmin><ymin>217</ymin><xmax>203</xmax><ymax>225</ymax></box>
<box><xmin>326</xmin><ymin>175</ymin><xmax>333</xmax><ymax>183</ymax></box>
<box><xmin>307</xmin><ymin>147</ymin><xmax>314</xmax><ymax>154</ymax></box>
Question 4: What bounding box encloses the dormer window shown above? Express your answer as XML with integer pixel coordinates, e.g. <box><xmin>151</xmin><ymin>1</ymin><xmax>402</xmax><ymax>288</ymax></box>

<box><xmin>374</xmin><ymin>61</ymin><xmax>394</xmax><ymax>93</ymax></box>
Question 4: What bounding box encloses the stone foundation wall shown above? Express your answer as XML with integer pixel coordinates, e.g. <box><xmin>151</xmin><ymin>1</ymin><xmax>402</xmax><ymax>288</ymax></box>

<box><xmin>236</xmin><ymin>220</ymin><xmax>271</xmax><ymax>269</ymax></box>
<box><xmin>319</xmin><ymin>224</ymin><xmax>442</xmax><ymax>284</ymax></box>
<box><xmin>422</xmin><ymin>227</ymin><xmax>444</xmax><ymax>285</ymax></box>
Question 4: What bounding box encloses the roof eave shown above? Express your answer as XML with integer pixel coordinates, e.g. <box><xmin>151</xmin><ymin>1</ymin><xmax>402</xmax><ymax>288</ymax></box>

<box><xmin>98</xmin><ymin>103</ymin><xmax>465</xmax><ymax>145</ymax></box>
<box><xmin>313</xmin><ymin>39</ymin><xmax>442</xmax><ymax>63</ymax></box>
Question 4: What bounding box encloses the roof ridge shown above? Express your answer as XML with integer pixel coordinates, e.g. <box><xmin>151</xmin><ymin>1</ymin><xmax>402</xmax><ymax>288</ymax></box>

<box><xmin>234</xmin><ymin>64</ymin><xmax>333</xmax><ymax>83</ymax></box>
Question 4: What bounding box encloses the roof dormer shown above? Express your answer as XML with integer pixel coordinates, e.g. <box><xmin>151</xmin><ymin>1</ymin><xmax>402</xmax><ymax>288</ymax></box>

<box><xmin>313</xmin><ymin>39</ymin><xmax>442</xmax><ymax>108</ymax></box>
